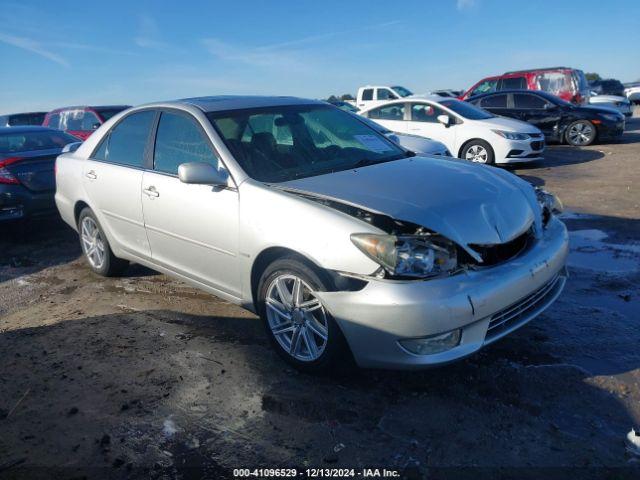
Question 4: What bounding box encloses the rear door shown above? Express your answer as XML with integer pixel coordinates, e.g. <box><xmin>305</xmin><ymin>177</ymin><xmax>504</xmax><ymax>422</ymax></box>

<box><xmin>141</xmin><ymin>110</ymin><xmax>240</xmax><ymax>297</ymax></box>
<box><xmin>82</xmin><ymin>110</ymin><xmax>156</xmax><ymax>258</ymax></box>
<box><xmin>365</xmin><ymin>103</ymin><xmax>408</xmax><ymax>133</ymax></box>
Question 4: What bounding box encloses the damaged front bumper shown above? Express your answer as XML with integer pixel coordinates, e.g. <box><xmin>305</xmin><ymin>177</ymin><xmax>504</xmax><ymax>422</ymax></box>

<box><xmin>316</xmin><ymin>217</ymin><xmax>569</xmax><ymax>369</ymax></box>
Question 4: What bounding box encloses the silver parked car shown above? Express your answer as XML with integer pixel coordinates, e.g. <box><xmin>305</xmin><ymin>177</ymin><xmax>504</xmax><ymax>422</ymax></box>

<box><xmin>55</xmin><ymin>96</ymin><xmax>568</xmax><ymax>371</ymax></box>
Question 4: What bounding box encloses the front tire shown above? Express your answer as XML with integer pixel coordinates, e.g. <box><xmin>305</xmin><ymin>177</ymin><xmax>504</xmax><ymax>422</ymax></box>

<box><xmin>565</xmin><ymin>120</ymin><xmax>596</xmax><ymax>146</ymax></box>
<box><xmin>461</xmin><ymin>139</ymin><xmax>495</xmax><ymax>165</ymax></box>
<box><xmin>78</xmin><ymin>207</ymin><xmax>128</xmax><ymax>276</ymax></box>
<box><xmin>257</xmin><ymin>257</ymin><xmax>348</xmax><ymax>372</ymax></box>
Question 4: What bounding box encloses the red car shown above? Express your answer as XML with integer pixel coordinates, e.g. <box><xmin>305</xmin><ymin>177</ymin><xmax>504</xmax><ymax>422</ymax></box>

<box><xmin>43</xmin><ymin>105</ymin><xmax>130</xmax><ymax>140</ymax></box>
<box><xmin>460</xmin><ymin>67</ymin><xmax>590</xmax><ymax>105</ymax></box>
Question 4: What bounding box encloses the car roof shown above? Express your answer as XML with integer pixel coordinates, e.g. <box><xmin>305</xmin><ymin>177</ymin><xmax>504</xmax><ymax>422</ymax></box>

<box><xmin>48</xmin><ymin>105</ymin><xmax>131</xmax><ymax>113</ymax></box>
<box><xmin>359</xmin><ymin>95</ymin><xmax>452</xmax><ymax>111</ymax></box>
<box><xmin>468</xmin><ymin>89</ymin><xmax>561</xmax><ymax>101</ymax></box>
<box><xmin>0</xmin><ymin>111</ymin><xmax>47</xmax><ymax>117</ymax></box>
<box><xmin>174</xmin><ymin>95</ymin><xmax>325</xmax><ymax>113</ymax></box>
<box><xmin>0</xmin><ymin>126</ymin><xmax>62</xmax><ymax>134</ymax></box>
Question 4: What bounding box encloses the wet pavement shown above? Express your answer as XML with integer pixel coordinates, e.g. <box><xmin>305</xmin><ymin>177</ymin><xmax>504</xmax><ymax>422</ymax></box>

<box><xmin>0</xmin><ymin>117</ymin><xmax>639</xmax><ymax>479</ymax></box>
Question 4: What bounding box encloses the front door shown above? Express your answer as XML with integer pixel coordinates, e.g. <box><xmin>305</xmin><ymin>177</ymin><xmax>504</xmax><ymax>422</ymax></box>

<box><xmin>141</xmin><ymin>110</ymin><xmax>240</xmax><ymax>297</ymax></box>
<box><xmin>512</xmin><ymin>93</ymin><xmax>561</xmax><ymax>138</ymax></box>
<box><xmin>406</xmin><ymin>102</ymin><xmax>457</xmax><ymax>154</ymax></box>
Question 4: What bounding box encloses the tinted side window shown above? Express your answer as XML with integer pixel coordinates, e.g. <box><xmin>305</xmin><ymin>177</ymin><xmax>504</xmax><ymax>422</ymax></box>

<box><xmin>47</xmin><ymin>113</ymin><xmax>61</xmax><ymax>130</ymax></box>
<box><xmin>94</xmin><ymin>111</ymin><xmax>155</xmax><ymax>167</ymax></box>
<box><xmin>470</xmin><ymin>80</ymin><xmax>497</xmax><ymax>97</ymax></box>
<box><xmin>81</xmin><ymin>111</ymin><xmax>101</xmax><ymax>130</ymax></box>
<box><xmin>410</xmin><ymin>104</ymin><xmax>444</xmax><ymax>123</ymax></box>
<box><xmin>377</xmin><ymin>89</ymin><xmax>397</xmax><ymax>100</ymax></box>
<box><xmin>362</xmin><ymin>89</ymin><xmax>373</xmax><ymax>101</ymax></box>
<box><xmin>499</xmin><ymin>77</ymin><xmax>526</xmax><ymax>90</ymax></box>
<box><xmin>514</xmin><ymin>94</ymin><xmax>547</xmax><ymax>109</ymax></box>
<box><xmin>368</xmin><ymin>104</ymin><xmax>405</xmax><ymax>121</ymax></box>
<box><xmin>153</xmin><ymin>112</ymin><xmax>219</xmax><ymax>175</ymax></box>
<box><xmin>481</xmin><ymin>94</ymin><xmax>508</xmax><ymax>108</ymax></box>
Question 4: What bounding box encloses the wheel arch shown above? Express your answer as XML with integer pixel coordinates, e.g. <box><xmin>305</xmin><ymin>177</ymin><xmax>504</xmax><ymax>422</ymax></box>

<box><xmin>74</xmin><ymin>200</ymin><xmax>91</xmax><ymax>227</ymax></box>
<box><xmin>458</xmin><ymin>138</ymin><xmax>495</xmax><ymax>159</ymax></box>
<box><xmin>249</xmin><ymin>246</ymin><xmax>366</xmax><ymax>312</ymax></box>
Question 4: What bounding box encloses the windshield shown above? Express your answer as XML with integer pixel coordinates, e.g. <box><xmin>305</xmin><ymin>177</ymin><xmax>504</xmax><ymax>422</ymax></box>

<box><xmin>0</xmin><ymin>130</ymin><xmax>79</xmax><ymax>154</ymax></box>
<box><xmin>438</xmin><ymin>99</ymin><xmax>494</xmax><ymax>120</ymax></box>
<box><xmin>208</xmin><ymin>104</ymin><xmax>406</xmax><ymax>182</ymax></box>
<box><xmin>391</xmin><ymin>86</ymin><xmax>413</xmax><ymax>97</ymax></box>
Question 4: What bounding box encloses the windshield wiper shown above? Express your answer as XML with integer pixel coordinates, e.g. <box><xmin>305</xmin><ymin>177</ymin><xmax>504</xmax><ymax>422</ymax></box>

<box><xmin>352</xmin><ymin>158</ymin><xmax>377</xmax><ymax>168</ymax></box>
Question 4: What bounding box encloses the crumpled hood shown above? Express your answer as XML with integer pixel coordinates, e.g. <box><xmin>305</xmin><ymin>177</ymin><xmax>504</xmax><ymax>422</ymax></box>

<box><xmin>278</xmin><ymin>157</ymin><xmax>540</xmax><ymax>253</ymax></box>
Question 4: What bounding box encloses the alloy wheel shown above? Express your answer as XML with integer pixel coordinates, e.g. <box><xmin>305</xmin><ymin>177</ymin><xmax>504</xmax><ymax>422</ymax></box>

<box><xmin>465</xmin><ymin>144</ymin><xmax>489</xmax><ymax>163</ymax></box>
<box><xmin>567</xmin><ymin>122</ymin><xmax>594</xmax><ymax>146</ymax></box>
<box><xmin>80</xmin><ymin>216</ymin><xmax>106</xmax><ymax>270</ymax></box>
<box><xmin>265</xmin><ymin>274</ymin><xmax>329</xmax><ymax>362</ymax></box>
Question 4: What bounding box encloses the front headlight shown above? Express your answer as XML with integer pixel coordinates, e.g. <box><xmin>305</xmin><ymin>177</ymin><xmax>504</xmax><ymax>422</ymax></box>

<box><xmin>600</xmin><ymin>113</ymin><xmax>621</xmax><ymax>122</ymax></box>
<box><xmin>491</xmin><ymin>129</ymin><xmax>530</xmax><ymax>140</ymax></box>
<box><xmin>350</xmin><ymin>233</ymin><xmax>458</xmax><ymax>278</ymax></box>
<box><xmin>535</xmin><ymin>188</ymin><xmax>563</xmax><ymax>225</ymax></box>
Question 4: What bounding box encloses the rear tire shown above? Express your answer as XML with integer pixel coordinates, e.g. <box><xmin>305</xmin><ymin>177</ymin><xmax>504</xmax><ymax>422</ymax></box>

<box><xmin>78</xmin><ymin>207</ymin><xmax>128</xmax><ymax>277</ymax></box>
<box><xmin>565</xmin><ymin>120</ymin><xmax>596</xmax><ymax>146</ymax></box>
<box><xmin>257</xmin><ymin>257</ymin><xmax>349</xmax><ymax>373</ymax></box>
<box><xmin>460</xmin><ymin>139</ymin><xmax>495</xmax><ymax>165</ymax></box>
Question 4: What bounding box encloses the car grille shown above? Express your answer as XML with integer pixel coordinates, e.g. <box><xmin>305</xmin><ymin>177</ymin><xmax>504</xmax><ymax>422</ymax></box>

<box><xmin>468</xmin><ymin>228</ymin><xmax>533</xmax><ymax>266</ymax></box>
<box><xmin>485</xmin><ymin>273</ymin><xmax>564</xmax><ymax>342</ymax></box>
<box><xmin>530</xmin><ymin>141</ymin><xmax>544</xmax><ymax>151</ymax></box>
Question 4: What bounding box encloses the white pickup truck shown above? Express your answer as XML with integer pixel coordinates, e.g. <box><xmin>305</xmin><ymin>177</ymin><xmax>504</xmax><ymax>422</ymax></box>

<box><xmin>352</xmin><ymin>85</ymin><xmax>414</xmax><ymax>109</ymax></box>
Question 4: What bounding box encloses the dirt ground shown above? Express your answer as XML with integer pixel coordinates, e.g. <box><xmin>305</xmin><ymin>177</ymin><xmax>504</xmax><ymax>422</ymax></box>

<box><xmin>1</xmin><ymin>116</ymin><xmax>639</xmax><ymax>480</ymax></box>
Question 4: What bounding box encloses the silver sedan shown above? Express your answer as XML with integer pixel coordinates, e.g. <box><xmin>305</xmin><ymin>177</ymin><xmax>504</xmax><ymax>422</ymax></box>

<box><xmin>55</xmin><ymin>96</ymin><xmax>568</xmax><ymax>371</ymax></box>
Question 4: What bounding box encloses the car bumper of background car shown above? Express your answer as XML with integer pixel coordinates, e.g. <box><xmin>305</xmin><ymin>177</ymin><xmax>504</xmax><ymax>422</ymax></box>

<box><xmin>316</xmin><ymin>217</ymin><xmax>568</xmax><ymax>369</ymax></box>
<box><xmin>493</xmin><ymin>136</ymin><xmax>545</xmax><ymax>164</ymax></box>
<box><xmin>0</xmin><ymin>185</ymin><xmax>56</xmax><ymax>222</ymax></box>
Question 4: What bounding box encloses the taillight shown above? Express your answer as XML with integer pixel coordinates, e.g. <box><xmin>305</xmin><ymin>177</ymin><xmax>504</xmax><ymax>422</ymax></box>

<box><xmin>0</xmin><ymin>157</ymin><xmax>22</xmax><ymax>184</ymax></box>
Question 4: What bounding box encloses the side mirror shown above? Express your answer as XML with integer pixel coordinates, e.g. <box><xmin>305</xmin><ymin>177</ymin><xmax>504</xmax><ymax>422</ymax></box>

<box><xmin>62</xmin><ymin>142</ymin><xmax>82</xmax><ymax>153</ymax></box>
<box><xmin>178</xmin><ymin>162</ymin><xmax>229</xmax><ymax>186</ymax></box>
<box><xmin>437</xmin><ymin>114</ymin><xmax>452</xmax><ymax>127</ymax></box>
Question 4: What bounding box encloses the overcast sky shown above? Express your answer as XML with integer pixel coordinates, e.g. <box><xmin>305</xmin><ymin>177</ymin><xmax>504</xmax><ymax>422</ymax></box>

<box><xmin>1</xmin><ymin>0</ymin><xmax>638</xmax><ymax>114</ymax></box>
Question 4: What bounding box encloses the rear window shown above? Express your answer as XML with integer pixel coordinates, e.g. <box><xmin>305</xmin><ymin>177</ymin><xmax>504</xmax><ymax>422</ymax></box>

<box><xmin>0</xmin><ymin>130</ymin><xmax>79</xmax><ymax>154</ymax></box>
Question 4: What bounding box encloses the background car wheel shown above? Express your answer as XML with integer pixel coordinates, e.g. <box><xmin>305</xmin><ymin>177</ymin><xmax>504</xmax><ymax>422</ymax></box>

<box><xmin>461</xmin><ymin>140</ymin><xmax>494</xmax><ymax>165</ymax></box>
<box><xmin>78</xmin><ymin>207</ymin><xmax>128</xmax><ymax>277</ymax></box>
<box><xmin>257</xmin><ymin>257</ymin><xmax>349</xmax><ymax>373</ymax></box>
<box><xmin>565</xmin><ymin>120</ymin><xmax>596</xmax><ymax>146</ymax></box>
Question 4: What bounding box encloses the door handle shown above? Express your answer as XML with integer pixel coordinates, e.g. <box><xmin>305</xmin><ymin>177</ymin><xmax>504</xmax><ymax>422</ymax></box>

<box><xmin>85</xmin><ymin>170</ymin><xmax>97</xmax><ymax>180</ymax></box>
<box><xmin>143</xmin><ymin>186</ymin><xmax>159</xmax><ymax>198</ymax></box>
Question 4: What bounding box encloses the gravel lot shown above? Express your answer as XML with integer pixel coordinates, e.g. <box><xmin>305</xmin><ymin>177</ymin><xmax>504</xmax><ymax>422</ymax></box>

<box><xmin>1</xmin><ymin>115</ymin><xmax>639</xmax><ymax>479</ymax></box>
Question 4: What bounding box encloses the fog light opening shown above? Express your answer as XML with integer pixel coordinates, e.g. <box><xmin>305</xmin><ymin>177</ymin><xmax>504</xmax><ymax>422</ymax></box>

<box><xmin>399</xmin><ymin>329</ymin><xmax>462</xmax><ymax>355</ymax></box>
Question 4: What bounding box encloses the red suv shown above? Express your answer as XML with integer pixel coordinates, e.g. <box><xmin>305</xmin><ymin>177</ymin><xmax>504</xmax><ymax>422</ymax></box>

<box><xmin>461</xmin><ymin>67</ymin><xmax>590</xmax><ymax>105</ymax></box>
<box><xmin>43</xmin><ymin>105</ymin><xmax>130</xmax><ymax>140</ymax></box>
